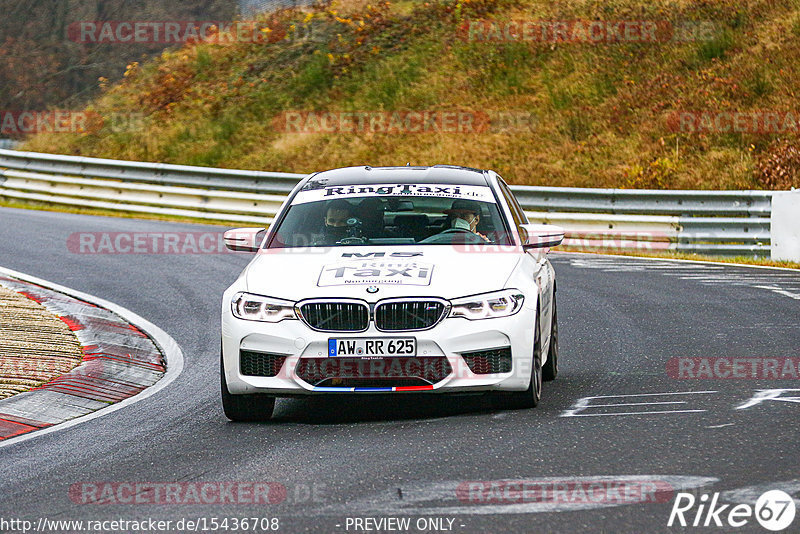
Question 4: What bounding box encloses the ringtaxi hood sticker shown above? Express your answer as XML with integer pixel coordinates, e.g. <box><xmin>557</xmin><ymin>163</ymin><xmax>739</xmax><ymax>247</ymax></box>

<box><xmin>294</xmin><ymin>183</ymin><xmax>496</xmax><ymax>204</ymax></box>
<box><xmin>318</xmin><ymin>260</ymin><xmax>434</xmax><ymax>287</ymax></box>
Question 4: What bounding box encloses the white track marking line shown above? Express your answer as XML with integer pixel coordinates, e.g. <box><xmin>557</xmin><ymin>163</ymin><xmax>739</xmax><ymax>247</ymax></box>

<box><xmin>563</xmin><ymin>410</ymin><xmax>706</xmax><ymax>417</ymax></box>
<box><xmin>735</xmin><ymin>389</ymin><xmax>800</xmax><ymax>410</ymax></box>
<box><xmin>308</xmin><ymin>476</ymin><xmax>720</xmax><ymax>516</ymax></box>
<box><xmin>587</xmin><ymin>391</ymin><xmax>718</xmax><ymax>398</ymax></box>
<box><xmin>557</xmin><ymin>251</ymin><xmax>800</xmax><ymax>272</ymax></box>
<box><xmin>677</xmin><ymin>275</ymin><xmax>799</xmax><ymax>282</ymax></box>
<box><xmin>721</xmin><ymin>480</ymin><xmax>800</xmax><ymax>505</ymax></box>
<box><xmin>561</xmin><ymin>391</ymin><xmax>718</xmax><ymax>418</ymax></box>
<box><xmin>587</xmin><ymin>401</ymin><xmax>687</xmax><ymax>408</ymax></box>
<box><xmin>0</xmin><ymin>265</ymin><xmax>184</xmax><ymax>449</ymax></box>
<box><xmin>753</xmin><ymin>285</ymin><xmax>800</xmax><ymax>300</ymax></box>
<box><xmin>566</xmin><ymin>255</ymin><xmax>800</xmax><ymax>299</ymax></box>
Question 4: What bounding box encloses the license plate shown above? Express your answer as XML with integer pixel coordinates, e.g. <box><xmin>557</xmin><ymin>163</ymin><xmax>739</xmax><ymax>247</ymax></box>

<box><xmin>328</xmin><ymin>338</ymin><xmax>416</xmax><ymax>357</ymax></box>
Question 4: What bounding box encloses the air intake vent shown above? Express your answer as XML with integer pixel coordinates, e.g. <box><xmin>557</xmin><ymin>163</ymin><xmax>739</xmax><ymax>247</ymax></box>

<box><xmin>461</xmin><ymin>347</ymin><xmax>512</xmax><ymax>374</ymax></box>
<box><xmin>240</xmin><ymin>350</ymin><xmax>287</xmax><ymax>377</ymax></box>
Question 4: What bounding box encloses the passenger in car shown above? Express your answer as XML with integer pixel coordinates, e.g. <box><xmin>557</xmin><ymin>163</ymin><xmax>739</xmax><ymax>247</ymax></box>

<box><xmin>442</xmin><ymin>199</ymin><xmax>490</xmax><ymax>242</ymax></box>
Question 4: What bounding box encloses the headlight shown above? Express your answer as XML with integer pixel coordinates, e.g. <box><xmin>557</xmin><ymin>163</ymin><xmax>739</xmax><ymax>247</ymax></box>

<box><xmin>449</xmin><ymin>289</ymin><xmax>525</xmax><ymax>320</ymax></box>
<box><xmin>232</xmin><ymin>292</ymin><xmax>297</xmax><ymax>322</ymax></box>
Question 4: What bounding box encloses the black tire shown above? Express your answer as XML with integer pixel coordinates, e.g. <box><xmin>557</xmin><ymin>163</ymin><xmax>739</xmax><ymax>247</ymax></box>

<box><xmin>542</xmin><ymin>294</ymin><xmax>559</xmax><ymax>382</ymax></box>
<box><xmin>494</xmin><ymin>324</ymin><xmax>542</xmax><ymax>410</ymax></box>
<box><xmin>221</xmin><ymin>348</ymin><xmax>275</xmax><ymax>422</ymax></box>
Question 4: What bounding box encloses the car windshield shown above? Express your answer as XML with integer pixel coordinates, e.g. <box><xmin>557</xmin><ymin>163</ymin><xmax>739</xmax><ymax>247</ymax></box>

<box><xmin>267</xmin><ymin>183</ymin><xmax>512</xmax><ymax>248</ymax></box>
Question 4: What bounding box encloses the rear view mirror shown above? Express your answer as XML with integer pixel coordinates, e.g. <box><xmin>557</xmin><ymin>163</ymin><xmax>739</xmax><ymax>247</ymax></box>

<box><xmin>520</xmin><ymin>224</ymin><xmax>565</xmax><ymax>249</ymax></box>
<box><xmin>387</xmin><ymin>199</ymin><xmax>415</xmax><ymax>211</ymax></box>
<box><xmin>223</xmin><ymin>228</ymin><xmax>266</xmax><ymax>252</ymax></box>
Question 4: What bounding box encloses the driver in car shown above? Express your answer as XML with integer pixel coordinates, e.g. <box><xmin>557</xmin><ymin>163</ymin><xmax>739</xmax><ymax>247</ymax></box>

<box><xmin>317</xmin><ymin>199</ymin><xmax>355</xmax><ymax>245</ymax></box>
<box><xmin>442</xmin><ymin>199</ymin><xmax>490</xmax><ymax>242</ymax></box>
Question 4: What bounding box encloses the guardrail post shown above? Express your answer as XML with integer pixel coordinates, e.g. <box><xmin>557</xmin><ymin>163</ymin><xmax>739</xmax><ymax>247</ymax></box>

<box><xmin>770</xmin><ymin>190</ymin><xmax>800</xmax><ymax>262</ymax></box>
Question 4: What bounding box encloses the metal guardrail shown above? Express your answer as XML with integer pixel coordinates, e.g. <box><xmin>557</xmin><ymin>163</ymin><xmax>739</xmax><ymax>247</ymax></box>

<box><xmin>0</xmin><ymin>148</ymin><xmax>774</xmax><ymax>256</ymax></box>
<box><xmin>511</xmin><ymin>186</ymin><xmax>772</xmax><ymax>217</ymax></box>
<box><xmin>513</xmin><ymin>185</ymin><xmax>773</xmax><ymax>256</ymax></box>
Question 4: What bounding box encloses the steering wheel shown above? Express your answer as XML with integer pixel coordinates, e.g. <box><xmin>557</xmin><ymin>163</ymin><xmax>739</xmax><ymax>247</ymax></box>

<box><xmin>438</xmin><ymin>227</ymin><xmax>474</xmax><ymax>234</ymax></box>
<box><xmin>337</xmin><ymin>236</ymin><xmax>367</xmax><ymax>245</ymax></box>
<box><xmin>420</xmin><ymin>227</ymin><xmax>488</xmax><ymax>244</ymax></box>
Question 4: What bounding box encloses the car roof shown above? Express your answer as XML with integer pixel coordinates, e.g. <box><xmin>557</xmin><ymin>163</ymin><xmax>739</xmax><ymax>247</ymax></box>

<box><xmin>300</xmin><ymin>165</ymin><xmax>491</xmax><ymax>189</ymax></box>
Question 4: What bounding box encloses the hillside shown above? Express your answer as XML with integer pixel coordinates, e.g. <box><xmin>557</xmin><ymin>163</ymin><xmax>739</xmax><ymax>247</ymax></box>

<box><xmin>20</xmin><ymin>0</ymin><xmax>800</xmax><ymax>189</ymax></box>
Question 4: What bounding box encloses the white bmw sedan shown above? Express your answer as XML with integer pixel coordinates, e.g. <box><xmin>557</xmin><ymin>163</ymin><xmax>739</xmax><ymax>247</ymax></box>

<box><xmin>221</xmin><ymin>165</ymin><xmax>563</xmax><ymax>421</ymax></box>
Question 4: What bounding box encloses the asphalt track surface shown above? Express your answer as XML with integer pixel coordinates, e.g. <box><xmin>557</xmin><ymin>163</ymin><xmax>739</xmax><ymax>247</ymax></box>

<box><xmin>0</xmin><ymin>206</ymin><xmax>798</xmax><ymax>534</ymax></box>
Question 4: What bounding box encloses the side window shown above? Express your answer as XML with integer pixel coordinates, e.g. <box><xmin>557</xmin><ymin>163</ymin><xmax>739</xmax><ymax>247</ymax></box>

<box><xmin>496</xmin><ymin>177</ymin><xmax>527</xmax><ymax>241</ymax></box>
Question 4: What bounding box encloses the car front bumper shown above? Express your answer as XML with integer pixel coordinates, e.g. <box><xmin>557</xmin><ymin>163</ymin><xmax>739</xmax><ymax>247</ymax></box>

<box><xmin>221</xmin><ymin>292</ymin><xmax>537</xmax><ymax>396</ymax></box>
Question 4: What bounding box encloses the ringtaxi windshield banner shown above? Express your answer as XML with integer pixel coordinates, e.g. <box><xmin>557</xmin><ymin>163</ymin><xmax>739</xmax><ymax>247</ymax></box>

<box><xmin>293</xmin><ymin>183</ymin><xmax>497</xmax><ymax>204</ymax></box>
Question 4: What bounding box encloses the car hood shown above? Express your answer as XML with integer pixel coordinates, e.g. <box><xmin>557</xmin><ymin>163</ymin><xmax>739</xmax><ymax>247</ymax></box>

<box><xmin>244</xmin><ymin>246</ymin><xmax>522</xmax><ymax>301</ymax></box>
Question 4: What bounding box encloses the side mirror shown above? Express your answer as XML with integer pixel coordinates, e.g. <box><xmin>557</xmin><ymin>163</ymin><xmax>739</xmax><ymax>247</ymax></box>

<box><xmin>520</xmin><ymin>224</ymin><xmax>565</xmax><ymax>249</ymax></box>
<box><xmin>223</xmin><ymin>228</ymin><xmax>266</xmax><ymax>252</ymax></box>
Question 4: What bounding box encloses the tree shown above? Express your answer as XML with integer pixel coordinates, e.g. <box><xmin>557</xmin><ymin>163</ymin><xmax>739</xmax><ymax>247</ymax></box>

<box><xmin>0</xmin><ymin>0</ymin><xmax>238</xmax><ymax>115</ymax></box>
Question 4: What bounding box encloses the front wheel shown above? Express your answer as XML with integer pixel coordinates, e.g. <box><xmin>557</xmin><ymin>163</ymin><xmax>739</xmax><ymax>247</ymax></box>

<box><xmin>494</xmin><ymin>330</ymin><xmax>542</xmax><ymax>410</ymax></box>
<box><xmin>221</xmin><ymin>349</ymin><xmax>275</xmax><ymax>422</ymax></box>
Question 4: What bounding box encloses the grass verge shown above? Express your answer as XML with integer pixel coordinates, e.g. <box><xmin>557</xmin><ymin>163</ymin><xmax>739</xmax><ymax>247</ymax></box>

<box><xmin>560</xmin><ymin>248</ymin><xmax>800</xmax><ymax>270</ymax></box>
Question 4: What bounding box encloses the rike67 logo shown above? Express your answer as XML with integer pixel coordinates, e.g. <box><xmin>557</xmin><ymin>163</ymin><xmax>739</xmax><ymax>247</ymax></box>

<box><xmin>668</xmin><ymin>490</ymin><xmax>796</xmax><ymax>531</ymax></box>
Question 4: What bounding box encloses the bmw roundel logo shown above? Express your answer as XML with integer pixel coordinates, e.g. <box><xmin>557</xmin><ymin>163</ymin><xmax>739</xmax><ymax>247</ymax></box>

<box><xmin>366</xmin><ymin>286</ymin><xmax>379</xmax><ymax>294</ymax></box>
